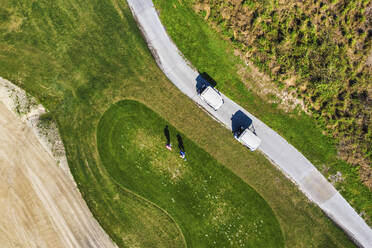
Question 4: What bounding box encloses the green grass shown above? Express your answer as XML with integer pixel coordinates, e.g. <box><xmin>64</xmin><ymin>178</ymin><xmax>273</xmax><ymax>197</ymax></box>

<box><xmin>153</xmin><ymin>0</ymin><xmax>372</xmax><ymax>225</ymax></box>
<box><xmin>0</xmin><ymin>0</ymin><xmax>357</xmax><ymax>247</ymax></box>
<box><xmin>98</xmin><ymin>100</ymin><xmax>284</xmax><ymax>247</ymax></box>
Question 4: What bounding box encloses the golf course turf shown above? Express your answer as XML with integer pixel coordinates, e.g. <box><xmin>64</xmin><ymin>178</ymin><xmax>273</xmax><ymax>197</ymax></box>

<box><xmin>0</xmin><ymin>0</ymin><xmax>356</xmax><ymax>247</ymax></box>
<box><xmin>98</xmin><ymin>100</ymin><xmax>284</xmax><ymax>247</ymax></box>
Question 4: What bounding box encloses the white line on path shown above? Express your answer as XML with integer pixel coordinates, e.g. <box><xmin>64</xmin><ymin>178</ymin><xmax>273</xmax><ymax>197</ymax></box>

<box><xmin>126</xmin><ymin>0</ymin><xmax>372</xmax><ymax>247</ymax></box>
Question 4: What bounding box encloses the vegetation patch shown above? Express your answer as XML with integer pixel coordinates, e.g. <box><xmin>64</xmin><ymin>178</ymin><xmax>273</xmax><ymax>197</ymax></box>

<box><xmin>194</xmin><ymin>0</ymin><xmax>372</xmax><ymax>185</ymax></box>
<box><xmin>97</xmin><ymin>100</ymin><xmax>284</xmax><ymax>247</ymax></box>
<box><xmin>193</xmin><ymin>0</ymin><xmax>372</xmax><ymax>190</ymax></box>
<box><xmin>0</xmin><ymin>0</ymin><xmax>358</xmax><ymax>246</ymax></box>
<box><xmin>154</xmin><ymin>0</ymin><xmax>372</xmax><ymax>226</ymax></box>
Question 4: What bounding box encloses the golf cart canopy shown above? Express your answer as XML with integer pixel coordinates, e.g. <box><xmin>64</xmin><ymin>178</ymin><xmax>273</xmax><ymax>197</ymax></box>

<box><xmin>238</xmin><ymin>129</ymin><xmax>261</xmax><ymax>151</ymax></box>
<box><xmin>200</xmin><ymin>86</ymin><xmax>223</xmax><ymax>110</ymax></box>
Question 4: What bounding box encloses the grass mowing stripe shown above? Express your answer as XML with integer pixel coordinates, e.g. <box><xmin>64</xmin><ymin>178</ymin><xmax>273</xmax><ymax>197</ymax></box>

<box><xmin>97</xmin><ymin>100</ymin><xmax>284</xmax><ymax>247</ymax></box>
<box><xmin>109</xmin><ymin>175</ymin><xmax>187</xmax><ymax>247</ymax></box>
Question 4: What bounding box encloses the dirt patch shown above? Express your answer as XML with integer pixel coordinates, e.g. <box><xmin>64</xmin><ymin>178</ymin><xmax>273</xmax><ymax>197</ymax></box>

<box><xmin>0</xmin><ymin>77</ymin><xmax>71</xmax><ymax>178</ymax></box>
<box><xmin>237</xmin><ymin>62</ymin><xmax>307</xmax><ymax>113</ymax></box>
<box><xmin>193</xmin><ymin>3</ymin><xmax>211</xmax><ymax>20</ymax></box>
<box><xmin>0</xmin><ymin>7</ymin><xmax>23</xmax><ymax>32</ymax></box>
<box><xmin>359</xmin><ymin>165</ymin><xmax>372</xmax><ymax>190</ymax></box>
<box><xmin>0</xmin><ymin>77</ymin><xmax>116</xmax><ymax>248</ymax></box>
<box><xmin>367</xmin><ymin>52</ymin><xmax>372</xmax><ymax>67</ymax></box>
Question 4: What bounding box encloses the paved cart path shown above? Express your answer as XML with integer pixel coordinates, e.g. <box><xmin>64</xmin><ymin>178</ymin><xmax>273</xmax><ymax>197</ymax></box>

<box><xmin>126</xmin><ymin>0</ymin><xmax>372</xmax><ymax>247</ymax></box>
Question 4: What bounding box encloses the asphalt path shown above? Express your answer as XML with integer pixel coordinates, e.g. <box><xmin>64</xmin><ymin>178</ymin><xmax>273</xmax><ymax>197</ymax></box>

<box><xmin>126</xmin><ymin>0</ymin><xmax>372</xmax><ymax>247</ymax></box>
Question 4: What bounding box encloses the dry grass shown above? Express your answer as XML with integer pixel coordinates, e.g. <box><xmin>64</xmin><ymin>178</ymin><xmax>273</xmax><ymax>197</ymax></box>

<box><xmin>192</xmin><ymin>0</ymin><xmax>372</xmax><ymax>187</ymax></box>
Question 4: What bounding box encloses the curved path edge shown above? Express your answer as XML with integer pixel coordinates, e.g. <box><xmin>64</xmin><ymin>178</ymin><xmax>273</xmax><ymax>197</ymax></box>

<box><xmin>126</xmin><ymin>1</ymin><xmax>372</xmax><ymax>247</ymax></box>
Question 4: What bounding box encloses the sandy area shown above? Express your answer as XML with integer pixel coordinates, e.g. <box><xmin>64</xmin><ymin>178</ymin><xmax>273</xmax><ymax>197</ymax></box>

<box><xmin>0</xmin><ymin>78</ymin><xmax>116</xmax><ymax>248</ymax></box>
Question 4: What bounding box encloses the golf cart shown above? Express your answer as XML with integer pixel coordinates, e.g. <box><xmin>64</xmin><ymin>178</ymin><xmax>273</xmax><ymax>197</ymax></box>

<box><xmin>234</xmin><ymin>126</ymin><xmax>261</xmax><ymax>151</ymax></box>
<box><xmin>198</xmin><ymin>84</ymin><xmax>224</xmax><ymax>110</ymax></box>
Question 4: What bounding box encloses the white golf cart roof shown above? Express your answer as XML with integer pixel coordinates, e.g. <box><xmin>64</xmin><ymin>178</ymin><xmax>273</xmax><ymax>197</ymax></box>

<box><xmin>200</xmin><ymin>86</ymin><xmax>223</xmax><ymax>110</ymax></box>
<box><xmin>238</xmin><ymin>129</ymin><xmax>261</xmax><ymax>151</ymax></box>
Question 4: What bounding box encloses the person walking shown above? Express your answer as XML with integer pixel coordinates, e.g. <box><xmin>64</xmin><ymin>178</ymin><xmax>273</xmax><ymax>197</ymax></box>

<box><xmin>164</xmin><ymin>125</ymin><xmax>172</xmax><ymax>150</ymax></box>
<box><xmin>177</xmin><ymin>134</ymin><xmax>186</xmax><ymax>161</ymax></box>
<box><xmin>179</xmin><ymin>150</ymin><xmax>185</xmax><ymax>159</ymax></box>
<box><xmin>166</xmin><ymin>143</ymin><xmax>172</xmax><ymax>150</ymax></box>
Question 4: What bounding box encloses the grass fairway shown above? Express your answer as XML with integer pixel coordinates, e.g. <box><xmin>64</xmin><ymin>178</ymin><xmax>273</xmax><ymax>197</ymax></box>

<box><xmin>153</xmin><ymin>0</ymin><xmax>372</xmax><ymax>225</ymax></box>
<box><xmin>98</xmin><ymin>100</ymin><xmax>284</xmax><ymax>247</ymax></box>
<box><xmin>0</xmin><ymin>0</ymin><xmax>357</xmax><ymax>247</ymax></box>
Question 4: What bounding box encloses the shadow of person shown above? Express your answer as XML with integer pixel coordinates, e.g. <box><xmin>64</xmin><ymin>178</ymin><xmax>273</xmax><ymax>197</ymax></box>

<box><xmin>164</xmin><ymin>125</ymin><xmax>170</xmax><ymax>145</ymax></box>
<box><xmin>176</xmin><ymin>134</ymin><xmax>185</xmax><ymax>152</ymax></box>
<box><xmin>230</xmin><ymin>110</ymin><xmax>253</xmax><ymax>133</ymax></box>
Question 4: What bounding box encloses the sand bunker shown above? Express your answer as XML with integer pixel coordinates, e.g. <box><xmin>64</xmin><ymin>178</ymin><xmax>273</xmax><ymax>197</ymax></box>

<box><xmin>0</xmin><ymin>78</ymin><xmax>116</xmax><ymax>248</ymax></box>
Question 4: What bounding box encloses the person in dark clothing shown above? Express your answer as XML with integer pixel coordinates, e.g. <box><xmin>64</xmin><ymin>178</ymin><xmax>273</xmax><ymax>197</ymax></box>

<box><xmin>164</xmin><ymin>125</ymin><xmax>172</xmax><ymax>150</ymax></box>
<box><xmin>177</xmin><ymin>134</ymin><xmax>186</xmax><ymax>160</ymax></box>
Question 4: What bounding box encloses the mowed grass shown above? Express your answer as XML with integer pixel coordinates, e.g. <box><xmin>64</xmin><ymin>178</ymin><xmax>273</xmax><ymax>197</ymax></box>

<box><xmin>0</xmin><ymin>0</ymin><xmax>356</xmax><ymax>247</ymax></box>
<box><xmin>0</xmin><ymin>0</ymin><xmax>187</xmax><ymax>246</ymax></box>
<box><xmin>153</xmin><ymin>0</ymin><xmax>372</xmax><ymax>224</ymax></box>
<box><xmin>98</xmin><ymin>100</ymin><xmax>284</xmax><ymax>247</ymax></box>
